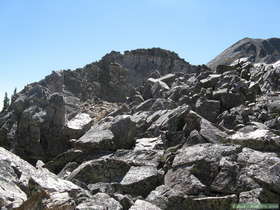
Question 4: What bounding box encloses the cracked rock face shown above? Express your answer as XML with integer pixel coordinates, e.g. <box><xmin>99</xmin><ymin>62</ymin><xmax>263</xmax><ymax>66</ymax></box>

<box><xmin>1</xmin><ymin>42</ymin><xmax>280</xmax><ymax>209</ymax></box>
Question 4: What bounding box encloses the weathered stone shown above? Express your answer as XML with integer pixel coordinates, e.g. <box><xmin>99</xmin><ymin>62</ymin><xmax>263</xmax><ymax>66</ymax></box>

<box><xmin>0</xmin><ymin>147</ymin><xmax>85</xmax><ymax>210</ymax></box>
<box><xmin>216</xmin><ymin>65</ymin><xmax>236</xmax><ymax>74</ymax></box>
<box><xmin>64</xmin><ymin>113</ymin><xmax>92</xmax><ymax>139</ymax></box>
<box><xmin>134</xmin><ymin>99</ymin><xmax>156</xmax><ymax>112</ymax></box>
<box><xmin>146</xmin><ymin>185</ymin><xmax>186</xmax><ymax>210</ymax></box>
<box><xmin>87</xmin><ymin>182</ymin><xmax>120</xmax><ymax>195</ymax></box>
<box><xmin>109</xmin><ymin>149</ymin><xmax>164</xmax><ymax>168</ymax></box>
<box><xmin>184</xmin><ymin>111</ymin><xmax>228</xmax><ymax>143</ymax></box>
<box><xmin>151</xmin><ymin>80</ymin><xmax>170</xmax><ymax>98</ymax></box>
<box><xmin>112</xmin><ymin>193</ymin><xmax>134</xmax><ymax>210</ymax></box>
<box><xmin>158</xmin><ymin>73</ymin><xmax>176</xmax><ymax>86</ymax></box>
<box><xmin>72</xmin><ymin>115</ymin><xmax>136</xmax><ymax>151</ymax></box>
<box><xmin>195</xmin><ymin>98</ymin><xmax>220</xmax><ymax>122</ymax></box>
<box><xmin>129</xmin><ymin>199</ymin><xmax>161</xmax><ymax>210</ymax></box>
<box><xmin>76</xmin><ymin>193</ymin><xmax>123</xmax><ymax>210</ymax></box>
<box><xmin>67</xmin><ymin>158</ymin><xmax>131</xmax><ymax>184</ymax></box>
<box><xmin>239</xmin><ymin>188</ymin><xmax>280</xmax><ymax>204</ymax></box>
<box><xmin>58</xmin><ymin>162</ymin><xmax>79</xmax><ymax>179</ymax></box>
<box><xmin>237</xmin><ymin>148</ymin><xmax>280</xmax><ymax>194</ymax></box>
<box><xmin>150</xmin><ymin>98</ymin><xmax>177</xmax><ymax>111</ymax></box>
<box><xmin>45</xmin><ymin>149</ymin><xmax>84</xmax><ymax>174</ymax></box>
<box><xmin>165</xmin><ymin>144</ymin><xmax>242</xmax><ymax>195</ymax></box>
<box><xmin>184</xmin><ymin>194</ymin><xmax>237</xmax><ymax>210</ymax></box>
<box><xmin>227</xmin><ymin>129</ymin><xmax>280</xmax><ymax>152</ymax></box>
<box><xmin>72</xmin><ymin>128</ymin><xmax>115</xmax><ymax>151</ymax></box>
<box><xmin>120</xmin><ymin>166</ymin><xmax>163</xmax><ymax>197</ymax></box>
<box><xmin>200</xmin><ymin>74</ymin><xmax>222</xmax><ymax>88</ymax></box>
<box><xmin>134</xmin><ymin>137</ymin><xmax>164</xmax><ymax>151</ymax></box>
<box><xmin>213</xmin><ymin>89</ymin><xmax>244</xmax><ymax>110</ymax></box>
<box><xmin>185</xmin><ymin>130</ymin><xmax>207</xmax><ymax>146</ymax></box>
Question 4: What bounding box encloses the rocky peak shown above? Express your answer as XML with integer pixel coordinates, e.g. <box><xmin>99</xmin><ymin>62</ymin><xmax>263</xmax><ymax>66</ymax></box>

<box><xmin>208</xmin><ymin>37</ymin><xmax>280</xmax><ymax>70</ymax></box>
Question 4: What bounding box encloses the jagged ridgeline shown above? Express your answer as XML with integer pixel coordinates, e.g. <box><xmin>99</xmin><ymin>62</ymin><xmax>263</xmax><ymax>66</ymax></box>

<box><xmin>0</xmin><ymin>40</ymin><xmax>280</xmax><ymax>209</ymax></box>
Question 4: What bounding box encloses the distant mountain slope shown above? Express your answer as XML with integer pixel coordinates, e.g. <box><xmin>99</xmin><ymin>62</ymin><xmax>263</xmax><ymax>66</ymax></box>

<box><xmin>207</xmin><ymin>37</ymin><xmax>280</xmax><ymax>70</ymax></box>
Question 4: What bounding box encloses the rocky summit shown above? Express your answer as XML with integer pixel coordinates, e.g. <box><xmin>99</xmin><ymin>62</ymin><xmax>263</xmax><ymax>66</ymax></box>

<box><xmin>0</xmin><ymin>40</ymin><xmax>280</xmax><ymax>209</ymax></box>
<box><xmin>208</xmin><ymin>37</ymin><xmax>280</xmax><ymax>70</ymax></box>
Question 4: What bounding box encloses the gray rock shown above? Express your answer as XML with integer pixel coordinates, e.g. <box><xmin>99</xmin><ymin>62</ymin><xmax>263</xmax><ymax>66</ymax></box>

<box><xmin>64</xmin><ymin>113</ymin><xmax>92</xmax><ymax>139</ymax></box>
<box><xmin>134</xmin><ymin>137</ymin><xmax>164</xmax><ymax>151</ymax></box>
<box><xmin>0</xmin><ymin>147</ymin><xmax>85</xmax><ymax>209</ymax></box>
<box><xmin>265</xmin><ymin>117</ymin><xmax>280</xmax><ymax>130</ymax></box>
<box><xmin>238</xmin><ymin>147</ymin><xmax>280</xmax><ymax>194</ymax></box>
<box><xmin>76</xmin><ymin>193</ymin><xmax>123</xmax><ymax>210</ymax></box>
<box><xmin>58</xmin><ymin>162</ymin><xmax>79</xmax><ymax>179</ymax></box>
<box><xmin>67</xmin><ymin>158</ymin><xmax>130</xmax><ymax>184</ymax></box>
<box><xmin>158</xmin><ymin>73</ymin><xmax>176</xmax><ymax>86</ymax></box>
<box><xmin>184</xmin><ymin>194</ymin><xmax>237</xmax><ymax>210</ymax></box>
<box><xmin>239</xmin><ymin>188</ymin><xmax>280</xmax><ymax>204</ymax></box>
<box><xmin>150</xmin><ymin>98</ymin><xmax>177</xmax><ymax>111</ymax></box>
<box><xmin>112</xmin><ymin>193</ymin><xmax>134</xmax><ymax>210</ymax></box>
<box><xmin>0</xmin><ymin>160</ymin><xmax>27</xmax><ymax>208</ymax></box>
<box><xmin>109</xmin><ymin>149</ymin><xmax>164</xmax><ymax>168</ymax></box>
<box><xmin>120</xmin><ymin>166</ymin><xmax>163</xmax><ymax>197</ymax></box>
<box><xmin>72</xmin><ymin>115</ymin><xmax>136</xmax><ymax>151</ymax></box>
<box><xmin>185</xmin><ymin>130</ymin><xmax>207</xmax><ymax>146</ymax></box>
<box><xmin>151</xmin><ymin>80</ymin><xmax>170</xmax><ymax>98</ymax></box>
<box><xmin>134</xmin><ymin>99</ymin><xmax>156</xmax><ymax>112</ymax></box>
<box><xmin>195</xmin><ymin>98</ymin><xmax>220</xmax><ymax>122</ymax></box>
<box><xmin>87</xmin><ymin>182</ymin><xmax>120</xmax><ymax>195</ymax></box>
<box><xmin>146</xmin><ymin>185</ymin><xmax>186</xmax><ymax>210</ymax></box>
<box><xmin>267</xmin><ymin>100</ymin><xmax>280</xmax><ymax>113</ymax></box>
<box><xmin>72</xmin><ymin>128</ymin><xmax>115</xmax><ymax>151</ymax></box>
<box><xmin>147</xmin><ymin>185</ymin><xmax>238</xmax><ymax>210</ymax></box>
<box><xmin>129</xmin><ymin>199</ymin><xmax>161</xmax><ymax>210</ymax></box>
<box><xmin>216</xmin><ymin>65</ymin><xmax>236</xmax><ymax>74</ymax></box>
<box><xmin>199</xmin><ymin>117</ymin><xmax>228</xmax><ymax>143</ymax></box>
<box><xmin>227</xmin><ymin>129</ymin><xmax>280</xmax><ymax>152</ymax></box>
<box><xmin>165</xmin><ymin>144</ymin><xmax>242</xmax><ymax>194</ymax></box>
<box><xmin>45</xmin><ymin>149</ymin><xmax>84</xmax><ymax>174</ymax></box>
<box><xmin>200</xmin><ymin>74</ymin><xmax>222</xmax><ymax>88</ymax></box>
<box><xmin>184</xmin><ymin>111</ymin><xmax>228</xmax><ymax>143</ymax></box>
<box><xmin>213</xmin><ymin>89</ymin><xmax>244</xmax><ymax>110</ymax></box>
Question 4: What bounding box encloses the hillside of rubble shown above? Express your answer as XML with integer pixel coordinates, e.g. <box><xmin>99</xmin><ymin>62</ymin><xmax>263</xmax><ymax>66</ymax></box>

<box><xmin>0</xmin><ymin>40</ymin><xmax>280</xmax><ymax>209</ymax></box>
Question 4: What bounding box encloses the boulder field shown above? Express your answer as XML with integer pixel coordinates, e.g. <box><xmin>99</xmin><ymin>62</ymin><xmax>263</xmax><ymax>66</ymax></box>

<box><xmin>1</xmin><ymin>41</ymin><xmax>280</xmax><ymax>209</ymax></box>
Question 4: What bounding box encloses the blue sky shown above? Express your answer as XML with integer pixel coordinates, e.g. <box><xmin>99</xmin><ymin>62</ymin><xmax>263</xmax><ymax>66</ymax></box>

<box><xmin>0</xmin><ymin>0</ymin><xmax>279</xmax><ymax>107</ymax></box>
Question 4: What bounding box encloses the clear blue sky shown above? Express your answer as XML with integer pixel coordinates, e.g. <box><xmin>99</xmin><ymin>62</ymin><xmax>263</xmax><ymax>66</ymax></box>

<box><xmin>0</xmin><ymin>0</ymin><xmax>279</xmax><ymax>107</ymax></box>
